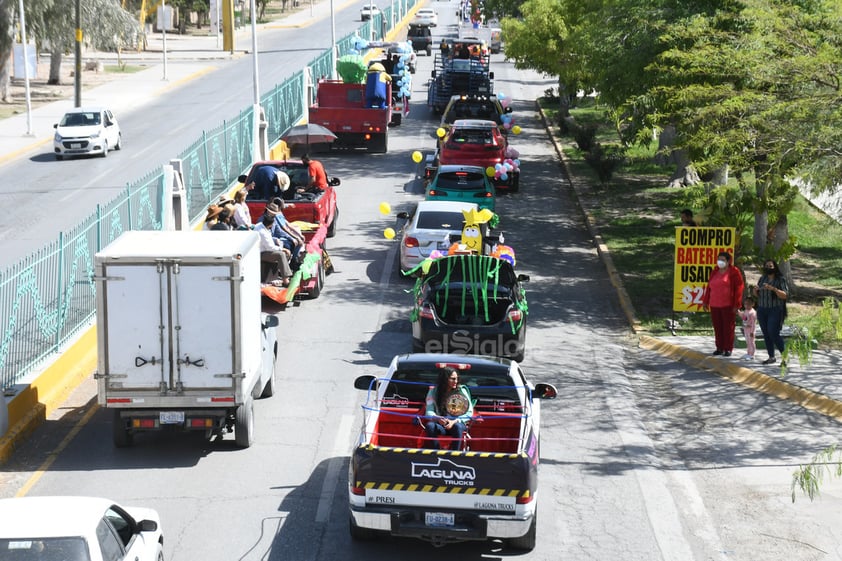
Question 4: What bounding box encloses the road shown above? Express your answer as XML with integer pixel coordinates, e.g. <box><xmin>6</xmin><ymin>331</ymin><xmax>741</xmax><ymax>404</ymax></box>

<box><xmin>2</xmin><ymin>5</ymin><xmax>842</xmax><ymax>561</ymax></box>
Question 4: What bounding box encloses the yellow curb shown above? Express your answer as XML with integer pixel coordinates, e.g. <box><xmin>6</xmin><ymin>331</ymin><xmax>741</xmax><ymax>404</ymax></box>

<box><xmin>639</xmin><ymin>335</ymin><xmax>842</xmax><ymax>422</ymax></box>
<box><xmin>0</xmin><ymin>326</ymin><xmax>98</xmax><ymax>465</ymax></box>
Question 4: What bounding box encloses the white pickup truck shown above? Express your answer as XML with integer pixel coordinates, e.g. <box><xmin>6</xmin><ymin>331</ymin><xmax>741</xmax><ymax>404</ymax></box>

<box><xmin>350</xmin><ymin>353</ymin><xmax>557</xmax><ymax>550</ymax></box>
<box><xmin>94</xmin><ymin>231</ymin><xmax>278</xmax><ymax>448</ymax></box>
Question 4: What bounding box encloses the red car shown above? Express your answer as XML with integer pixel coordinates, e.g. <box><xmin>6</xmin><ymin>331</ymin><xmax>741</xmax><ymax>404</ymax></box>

<box><xmin>435</xmin><ymin>119</ymin><xmax>520</xmax><ymax>192</ymax></box>
<box><xmin>237</xmin><ymin>160</ymin><xmax>340</xmax><ymax>238</ymax></box>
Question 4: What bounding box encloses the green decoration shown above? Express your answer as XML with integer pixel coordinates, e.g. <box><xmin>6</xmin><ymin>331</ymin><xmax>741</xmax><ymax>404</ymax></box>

<box><xmin>336</xmin><ymin>55</ymin><xmax>367</xmax><ymax>84</ymax></box>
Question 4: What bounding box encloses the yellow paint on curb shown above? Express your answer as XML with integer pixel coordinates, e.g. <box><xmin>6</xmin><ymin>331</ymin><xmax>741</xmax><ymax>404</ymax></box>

<box><xmin>0</xmin><ymin>326</ymin><xmax>98</xmax><ymax>465</ymax></box>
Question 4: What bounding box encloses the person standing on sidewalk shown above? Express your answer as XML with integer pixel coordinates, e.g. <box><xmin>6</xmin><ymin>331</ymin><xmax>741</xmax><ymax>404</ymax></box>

<box><xmin>702</xmin><ymin>251</ymin><xmax>744</xmax><ymax>357</ymax></box>
<box><xmin>739</xmin><ymin>295</ymin><xmax>757</xmax><ymax>360</ymax></box>
<box><xmin>755</xmin><ymin>259</ymin><xmax>789</xmax><ymax>365</ymax></box>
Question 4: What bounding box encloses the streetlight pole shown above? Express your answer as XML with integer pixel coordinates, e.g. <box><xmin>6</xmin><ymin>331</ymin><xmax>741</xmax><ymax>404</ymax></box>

<box><xmin>75</xmin><ymin>0</ymin><xmax>81</xmax><ymax>107</ymax></box>
<box><xmin>249</xmin><ymin>0</ymin><xmax>259</xmax><ymax>105</ymax></box>
<box><xmin>17</xmin><ymin>0</ymin><xmax>33</xmax><ymax>136</ymax></box>
<box><xmin>162</xmin><ymin>0</ymin><xmax>169</xmax><ymax>80</ymax></box>
<box><xmin>330</xmin><ymin>0</ymin><xmax>336</xmax><ymax>79</ymax></box>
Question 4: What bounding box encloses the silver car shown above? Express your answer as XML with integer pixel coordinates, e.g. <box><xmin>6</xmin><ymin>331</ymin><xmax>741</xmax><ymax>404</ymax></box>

<box><xmin>397</xmin><ymin>200</ymin><xmax>485</xmax><ymax>274</ymax></box>
<box><xmin>54</xmin><ymin>106</ymin><xmax>122</xmax><ymax>160</ymax></box>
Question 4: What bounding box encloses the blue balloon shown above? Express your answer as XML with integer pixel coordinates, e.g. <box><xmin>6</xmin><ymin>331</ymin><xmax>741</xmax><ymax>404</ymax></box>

<box><xmin>500</xmin><ymin>173</ymin><xmax>508</xmax><ymax>181</ymax></box>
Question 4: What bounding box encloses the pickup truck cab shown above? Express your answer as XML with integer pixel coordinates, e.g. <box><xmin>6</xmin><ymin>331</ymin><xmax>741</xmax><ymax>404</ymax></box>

<box><xmin>350</xmin><ymin>353</ymin><xmax>557</xmax><ymax>550</ymax></box>
<box><xmin>407</xmin><ymin>23</ymin><xmax>433</xmax><ymax>56</ymax></box>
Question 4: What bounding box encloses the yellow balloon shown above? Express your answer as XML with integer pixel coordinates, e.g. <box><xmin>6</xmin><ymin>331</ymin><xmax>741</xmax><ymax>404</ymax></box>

<box><xmin>486</xmin><ymin>166</ymin><xmax>496</xmax><ymax>177</ymax></box>
<box><xmin>379</xmin><ymin>201</ymin><xmax>391</xmax><ymax>215</ymax></box>
<box><xmin>411</xmin><ymin>150</ymin><xmax>423</xmax><ymax>163</ymax></box>
<box><xmin>512</xmin><ymin>125</ymin><xmax>522</xmax><ymax>135</ymax></box>
<box><xmin>436</xmin><ymin>127</ymin><xmax>446</xmax><ymax>138</ymax></box>
<box><xmin>383</xmin><ymin>227</ymin><xmax>396</xmax><ymax>240</ymax></box>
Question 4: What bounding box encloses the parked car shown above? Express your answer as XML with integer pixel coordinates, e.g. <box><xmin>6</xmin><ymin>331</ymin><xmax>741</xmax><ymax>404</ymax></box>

<box><xmin>407</xmin><ymin>23</ymin><xmax>433</xmax><ymax>55</ymax></box>
<box><xmin>360</xmin><ymin>4</ymin><xmax>380</xmax><ymax>20</ymax></box>
<box><xmin>397</xmin><ymin>200</ymin><xmax>490</xmax><ymax>273</ymax></box>
<box><xmin>425</xmin><ymin>164</ymin><xmax>496</xmax><ymax>211</ymax></box>
<box><xmin>411</xmin><ymin>253</ymin><xmax>529</xmax><ymax>361</ymax></box>
<box><xmin>0</xmin><ymin>495</ymin><xmax>164</xmax><ymax>561</ymax></box>
<box><xmin>414</xmin><ymin>8</ymin><xmax>438</xmax><ymax>26</ymax></box>
<box><xmin>53</xmin><ymin>106</ymin><xmax>122</xmax><ymax>160</ymax></box>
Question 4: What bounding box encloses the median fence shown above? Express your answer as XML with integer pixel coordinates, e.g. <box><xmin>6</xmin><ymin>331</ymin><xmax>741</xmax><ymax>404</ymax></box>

<box><xmin>0</xmin><ymin>0</ymin><xmax>417</xmax><ymax>393</ymax></box>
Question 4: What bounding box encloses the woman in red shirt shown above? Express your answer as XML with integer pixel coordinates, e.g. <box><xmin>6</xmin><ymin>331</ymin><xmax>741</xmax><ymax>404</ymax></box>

<box><xmin>702</xmin><ymin>251</ymin><xmax>745</xmax><ymax>356</ymax></box>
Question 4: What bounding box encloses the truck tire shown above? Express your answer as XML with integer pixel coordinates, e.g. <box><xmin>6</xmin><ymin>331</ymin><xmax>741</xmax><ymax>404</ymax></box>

<box><xmin>507</xmin><ymin>515</ymin><xmax>536</xmax><ymax>551</ymax></box>
<box><xmin>112</xmin><ymin>410</ymin><xmax>133</xmax><ymax>448</ymax></box>
<box><xmin>260</xmin><ymin>342</ymin><xmax>277</xmax><ymax>398</ymax></box>
<box><xmin>349</xmin><ymin>515</ymin><xmax>378</xmax><ymax>541</ymax></box>
<box><xmin>234</xmin><ymin>399</ymin><xmax>254</xmax><ymax>448</ymax></box>
<box><xmin>510</xmin><ymin>173</ymin><xmax>520</xmax><ymax>193</ymax></box>
<box><xmin>391</xmin><ymin>113</ymin><xmax>402</xmax><ymax>126</ymax></box>
<box><xmin>327</xmin><ymin>207</ymin><xmax>339</xmax><ymax>238</ymax></box>
<box><xmin>378</xmin><ymin>131</ymin><xmax>389</xmax><ymax>153</ymax></box>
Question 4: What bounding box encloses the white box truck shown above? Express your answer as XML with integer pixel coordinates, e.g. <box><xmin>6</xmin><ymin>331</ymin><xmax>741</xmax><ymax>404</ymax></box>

<box><xmin>94</xmin><ymin>231</ymin><xmax>279</xmax><ymax>448</ymax></box>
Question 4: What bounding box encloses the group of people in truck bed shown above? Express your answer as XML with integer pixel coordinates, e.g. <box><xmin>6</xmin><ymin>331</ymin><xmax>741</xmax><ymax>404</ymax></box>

<box><xmin>204</xmin><ymin>156</ymin><xmax>328</xmax><ymax>287</ymax></box>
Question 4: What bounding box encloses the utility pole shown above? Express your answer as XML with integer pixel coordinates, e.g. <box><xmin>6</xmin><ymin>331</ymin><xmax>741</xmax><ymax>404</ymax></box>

<box><xmin>18</xmin><ymin>0</ymin><xmax>33</xmax><ymax>135</ymax></box>
<box><xmin>75</xmin><ymin>0</ymin><xmax>81</xmax><ymax>106</ymax></box>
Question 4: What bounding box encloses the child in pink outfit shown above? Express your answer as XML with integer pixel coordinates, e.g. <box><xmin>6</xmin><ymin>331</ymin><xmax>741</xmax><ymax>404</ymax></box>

<box><xmin>739</xmin><ymin>296</ymin><xmax>757</xmax><ymax>360</ymax></box>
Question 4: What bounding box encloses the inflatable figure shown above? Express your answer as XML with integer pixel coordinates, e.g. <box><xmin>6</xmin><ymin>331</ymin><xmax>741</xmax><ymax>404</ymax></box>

<box><xmin>365</xmin><ymin>62</ymin><xmax>392</xmax><ymax>108</ymax></box>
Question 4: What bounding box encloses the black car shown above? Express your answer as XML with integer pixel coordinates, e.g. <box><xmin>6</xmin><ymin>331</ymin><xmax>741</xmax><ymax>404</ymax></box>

<box><xmin>407</xmin><ymin>23</ymin><xmax>433</xmax><ymax>56</ymax></box>
<box><xmin>410</xmin><ymin>254</ymin><xmax>529</xmax><ymax>362</ymax></box>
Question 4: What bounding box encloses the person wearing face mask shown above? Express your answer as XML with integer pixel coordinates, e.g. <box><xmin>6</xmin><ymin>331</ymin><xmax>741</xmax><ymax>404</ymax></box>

<box><xmin>755</xmin><ymin>259</ymin><xmax>789</xmax><ymax>365</ymax></box>
<box><xmin>702</xmin><ymin>251</ymin><xmax>745</xmax><ymax>357</ymax></box>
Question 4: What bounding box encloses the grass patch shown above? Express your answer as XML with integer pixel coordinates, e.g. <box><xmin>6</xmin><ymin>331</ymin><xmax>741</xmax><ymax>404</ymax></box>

<box><xmin>105</xmin><ymin>64</ymin><xmax>146</xmax><ymax>74</ymax></box>
<box><xmin>539</xmin><ymin>96</ymin><xmax>842</xmax><ymax>346</ymax></box>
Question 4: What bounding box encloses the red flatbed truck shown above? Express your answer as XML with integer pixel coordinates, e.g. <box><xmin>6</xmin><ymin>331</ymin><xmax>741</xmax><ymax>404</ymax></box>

<box><xmin>308</xmin><ymin>79</ymin><xmax>392</xmax><ymax>153</ymax></box>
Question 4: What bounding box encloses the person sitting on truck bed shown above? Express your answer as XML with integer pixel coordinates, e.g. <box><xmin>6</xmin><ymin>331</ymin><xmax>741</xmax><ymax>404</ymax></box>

<box><xmin>247</xmin><ymin>165</ymin><xmax>291</xmax><ymax>200</ymax></box>
<box><xmin>301</xmin><ymin>155</ymin><xmax>328</xmax><ymax>191</ymax></box>
<box><xmin>253</xmin><ymin>212</ymin><xmax>293</xmax><ymax>286</ymax></box>
<box><xmin>423</xmin><ymin>367</ymin><xmax>474</xmax><ymax>450</ymax></box>
<box><xmin>266</xmin><ymin>199</ymin><xmax>306</xmax><ymax>263</ymax></box>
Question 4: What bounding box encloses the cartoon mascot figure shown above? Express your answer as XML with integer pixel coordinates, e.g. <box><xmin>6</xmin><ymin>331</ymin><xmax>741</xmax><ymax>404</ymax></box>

<box><xmin>365</xmin><ymin>62</ymin><xmax>392</xmax><ymax>109</ymax></box>
<box><xmin>448</xmin><ymin>208</ymin><xmax>496</xmax><ymax>255</ymax></box>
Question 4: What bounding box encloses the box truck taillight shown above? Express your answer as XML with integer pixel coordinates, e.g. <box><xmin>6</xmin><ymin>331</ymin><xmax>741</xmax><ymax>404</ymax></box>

<box><xmin>107</xmin><ymin>398</ymin><xmax>132</xmax><ymax>404</ymax></box>
<box><xmin>211</xmin><ymin>396</ymin><xmax>235</xmax><ymax>403</ymax></box>
<box><xmin>132</xmin><ymin>418</ymin><xmax>158</xmax><ymax>429</ymax></box>
<box><xmin>189</xmin><ymin>418</ymin><xmax>215</xmax><ymax>428</ymax></box>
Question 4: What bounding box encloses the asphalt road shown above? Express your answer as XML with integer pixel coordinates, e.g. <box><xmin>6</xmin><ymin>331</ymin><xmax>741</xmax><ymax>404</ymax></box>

<box><xmin>1</xmin><ymin>5</ymin><xmax>841</xmax><ymax>561</ymax></box>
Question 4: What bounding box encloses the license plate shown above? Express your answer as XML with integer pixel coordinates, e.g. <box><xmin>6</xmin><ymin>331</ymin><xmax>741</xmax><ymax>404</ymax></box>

<box><xmin>425</xmin><ymin>512</ymin><xmax>454</xmax><ymax>527</ymax></box>
<box><xmin>159</xmin><ymin>411</ymin><xmax>184</xmax><ymax>424</ymax></box>
<box><xmin>71</xmin><ymin>143</ymin><xmax>81</xmax><ymax>149</ymax></box>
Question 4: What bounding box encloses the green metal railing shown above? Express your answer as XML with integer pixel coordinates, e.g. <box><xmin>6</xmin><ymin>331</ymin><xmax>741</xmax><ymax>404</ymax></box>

<box><xmin>0</xmin><ymin>0</ymin><xmax>417</xmax><ymax>392</ymax></box>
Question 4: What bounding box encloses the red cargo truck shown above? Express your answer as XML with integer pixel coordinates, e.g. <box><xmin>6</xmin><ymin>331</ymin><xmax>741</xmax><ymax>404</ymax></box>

<box><xmin>308</xmin><ymin>79</ymin><xmax>392</xmax><ymax>153</ymax></box>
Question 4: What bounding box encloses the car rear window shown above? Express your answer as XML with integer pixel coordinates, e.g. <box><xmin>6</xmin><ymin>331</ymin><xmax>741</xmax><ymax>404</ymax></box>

<box><xmin>0</xmin><ymin>537</ymin><xmax>91</xmax><ymax>561</ymax></box>
<box><xmin>416</xmin><ymin>211</ymin><xmax>465</xmax><ymax>230</ymax></box>
<box><xmin>434</xmin><ymin>171</ymin><xmax>486</xmax><ymax>190</ymax></box>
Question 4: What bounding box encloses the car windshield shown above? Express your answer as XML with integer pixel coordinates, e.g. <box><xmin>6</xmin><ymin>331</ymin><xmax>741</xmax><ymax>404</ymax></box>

<box><xmin>416</xmin><ymin>211</ymin><xmax>466</xmax><ymax>230</ymax></box>
<box><xmin>434</xmin><ymin>171</ymin><xmax>486</xmax><ymax>190</ymax></box>
<box><xmin>0</xmin><ymin>537</ymin><xmax>91</xmax><ymax>561</ymax></box>
<box><xmin>61</xmin><ymin>112</ymin><xmax>100</xmax><ymax>127</ymax></box>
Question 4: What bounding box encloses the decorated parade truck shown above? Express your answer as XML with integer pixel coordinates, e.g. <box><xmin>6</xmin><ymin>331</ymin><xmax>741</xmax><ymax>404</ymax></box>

<box><xmin>308</xmin><ymin>79</ymin><xmax>392</xmax><ymax>153</ymax></box>
<box><xmin>349</xmin><ymin>354</ymin><xmax>557</xmax><ymax>550</ymax></box>
<box><xmin>94</xmin><ymin>231</ymin><xmax>279</xmax><ymax>449</ymax></box>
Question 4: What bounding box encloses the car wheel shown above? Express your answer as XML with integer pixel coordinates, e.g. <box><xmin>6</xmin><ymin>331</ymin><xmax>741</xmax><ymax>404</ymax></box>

<box><xmin>100</xmin><ymin>140</ymin><xmax>109</xmax><ymax>158</ymax></box>
<box><xmin>234</xmin><ymin>399</ymin><xmax>254</xmax><ymax>448</ymax></box>
<box><xmin>112</xmin><ymin>410</ymin><xmax>133</xmax><ymax>448</ymax></box>
<box><xmin>156</xmin><ymin>543</ymin><xmax>164</xmax><ymax>561</ymax></box>
<box><xmin>426</xmin><ymin>47</ymin><xmax>432</xmax><ymax>56</ymax></box>
<box><xmin>507</xmin><ymin>514</ymin><xmax>536</xmax><ymax>551</ymax></box>
<box><xmin>327</xmin><ymin>206</ymin><xmax>338</xmax><ymax>238</ymax></box>
<box><xmin>115</xmin><ymin>133</ymin><xmax>122</xmax><ymax>150</ymax></box>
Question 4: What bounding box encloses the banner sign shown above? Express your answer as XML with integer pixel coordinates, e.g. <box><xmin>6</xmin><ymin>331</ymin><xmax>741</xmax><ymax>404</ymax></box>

<box><xmin>673</xmin><ymin>227</ymin><xmax>736</xmax><ymax>312</ymax></box>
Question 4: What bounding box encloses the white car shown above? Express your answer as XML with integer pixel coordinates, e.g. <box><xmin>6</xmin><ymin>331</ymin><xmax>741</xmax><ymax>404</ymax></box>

<box><xmin>54</xmin><ymin>106</ymin><xmax>122</xmax><ymax>160</ymax></box>
<box><xmin>397</xmin><ymin>200</ymin><xmax>488</xmax><ymax>273</ymax></box>
<box><xmin>360</xmin><ymin>4</ymin><xmax>380</xmax><ymax>20</ymax></box>
<box><xmin>0</xmin><ymin>496</ymin><xmax>164</xmax><ymax>561</ymax></box>
<box><xmin>414</xmin><ymin>8</ymin><xmax>438</xmax><ymax>26</ymax></box>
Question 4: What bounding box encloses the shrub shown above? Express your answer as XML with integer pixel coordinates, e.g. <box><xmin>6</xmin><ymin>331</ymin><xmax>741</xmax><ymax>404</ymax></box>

<box><xmin>573</xmin><ymin>123</ymin><xmax>597</xmax><ymax>152</ymax></box>
<box><xmin>584</xmin><ymin>143</ymin><xmax>625</xmax><ymax>184</ymax></box>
